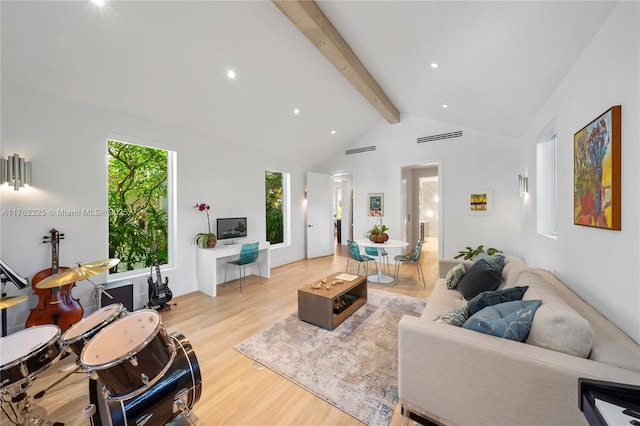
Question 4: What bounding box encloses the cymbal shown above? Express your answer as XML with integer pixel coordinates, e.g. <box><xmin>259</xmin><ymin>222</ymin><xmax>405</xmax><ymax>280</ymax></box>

<box><xmin>36</xmin><ymin>258</ymin><xmax>120</xmax><ymax>289</ymax></box>
<box><xmin>0</xmin><ymin>295</ymin><xmax>28</xmax><ymax>310</ymax></box>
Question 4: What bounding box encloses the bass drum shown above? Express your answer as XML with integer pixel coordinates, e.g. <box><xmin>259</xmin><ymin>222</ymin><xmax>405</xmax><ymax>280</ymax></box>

<box><xmin>90</xmin><ymin>332</ymin><xmax>201</xmax><ymax>426</ymax></box>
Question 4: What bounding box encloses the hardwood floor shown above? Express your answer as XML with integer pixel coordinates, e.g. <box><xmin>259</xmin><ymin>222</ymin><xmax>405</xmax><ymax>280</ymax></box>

<box><xmin>1</xmin><ymin>240</ymin><xmax>437</xmax><ymax>426</ymax></box>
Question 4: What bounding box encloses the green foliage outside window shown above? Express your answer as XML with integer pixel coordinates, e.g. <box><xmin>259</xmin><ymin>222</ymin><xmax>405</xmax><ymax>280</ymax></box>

<box><xmin>108</xmin><ymin>140</ymin><xmax>169</xmax><ymax>272</ymax></box>
<box><xmin>265</xmin><ymin>171</ymin><xmax>284</xmax><ymax>244</ymax></box>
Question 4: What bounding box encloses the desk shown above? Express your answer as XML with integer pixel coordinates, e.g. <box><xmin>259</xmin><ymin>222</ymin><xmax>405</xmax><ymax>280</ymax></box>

<box><xmin>356</xmin><ymin>239</ymin><xmax>408</xmax><ymax>284</ymax></box>
<box><xmin>197</xmin><ymin>241</ymin><xmax>271</xmax><ymax>297</ymax></box>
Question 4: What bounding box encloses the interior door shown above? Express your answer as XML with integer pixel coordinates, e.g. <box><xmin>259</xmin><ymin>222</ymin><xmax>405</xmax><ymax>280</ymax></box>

<box><xmin>306</xmin><ymin>172</ymin><xmax>334</xmax><ymax>258</ymax></box>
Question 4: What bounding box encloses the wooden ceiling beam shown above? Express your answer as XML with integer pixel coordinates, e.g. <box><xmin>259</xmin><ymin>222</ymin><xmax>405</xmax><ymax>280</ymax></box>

<box><xmin>273</xmin><ymin>0</ymin><xmax>400</xmax><ymax>124</ymax></box>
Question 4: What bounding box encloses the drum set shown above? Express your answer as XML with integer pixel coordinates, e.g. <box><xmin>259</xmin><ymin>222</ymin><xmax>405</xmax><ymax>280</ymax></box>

<box><xmin>0</xmin><ymin>259</ymin><xmax>202</xmax><ymax>426</ymax></box>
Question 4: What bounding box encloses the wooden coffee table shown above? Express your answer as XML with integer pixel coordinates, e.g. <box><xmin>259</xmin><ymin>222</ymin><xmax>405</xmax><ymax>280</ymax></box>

<box><xmin>297</xmin><ymin>272</ymin><xmax>367</xmax><ymax>330</ymax></box>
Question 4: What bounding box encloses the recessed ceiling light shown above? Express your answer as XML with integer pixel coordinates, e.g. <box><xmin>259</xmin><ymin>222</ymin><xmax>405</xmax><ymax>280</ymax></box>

<box><xmin>293</xmin><ymin>108</ymin><xmax>300</xmax><ymax>115</ymax></box>
<box><xmin>430</xmin><ymin>62</ymin><xmax>439</xmax><ymax>69</ymax></box>
<box><xmin>91</xmin><ymin>0</ymin><xmax>104</xmax><ymax>6</ymax></box>
<box><xmin>227</xmin><ymin>70</ymin><xmax>236</xmax><ymax>79</ymax></box>
<box><xmin>330</xmin><ymin>130</ymin><xmax>336</xmax><ymax>135</ymax></box>
<box><xmin>441</xmin><ymin>104</ymin><xmax>448</xmax><ymax>109</ymax></box>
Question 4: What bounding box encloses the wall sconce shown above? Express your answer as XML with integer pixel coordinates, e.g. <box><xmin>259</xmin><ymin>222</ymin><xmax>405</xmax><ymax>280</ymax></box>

<box><xmin>1</xmin><ymin>154</ymin><xmax>32</xmax><ymax>191</ymax></box>
<box><xmin>518</xmin><ymin>174</ymin><xmax>528</xmax><ymax>197</ymax></box>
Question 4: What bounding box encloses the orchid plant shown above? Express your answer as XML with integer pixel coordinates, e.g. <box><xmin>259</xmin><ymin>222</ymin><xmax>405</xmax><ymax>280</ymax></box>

<box><xmin>194</xmin><ymin>203</ymin><xmax>217</xmax><ymax>247</ymax></box>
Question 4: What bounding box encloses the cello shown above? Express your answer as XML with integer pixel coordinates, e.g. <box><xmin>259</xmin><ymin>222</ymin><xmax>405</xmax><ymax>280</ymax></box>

<box><xmin>26</xmin><ymin>228</ymin><xmax>83</xmax><ymax>331</ymax></box>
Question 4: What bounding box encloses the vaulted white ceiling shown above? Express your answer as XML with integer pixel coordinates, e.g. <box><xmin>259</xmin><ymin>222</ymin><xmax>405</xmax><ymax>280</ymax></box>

<box><xmin>1</xmin><ymin>1</ymin><xmax>617</xmax><ymax>164</ymax></box>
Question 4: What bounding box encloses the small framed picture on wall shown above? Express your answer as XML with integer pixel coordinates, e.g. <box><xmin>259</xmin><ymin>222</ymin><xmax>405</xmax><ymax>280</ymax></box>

<box><xmin>368</xmin><ymin>193</ymin><xmax>384</xmax><ymax>216</ymax></box>
<box><xmin>466</xmin><ymin>189</ymin><xmax>492</xmax><ymax>215</ymax></box>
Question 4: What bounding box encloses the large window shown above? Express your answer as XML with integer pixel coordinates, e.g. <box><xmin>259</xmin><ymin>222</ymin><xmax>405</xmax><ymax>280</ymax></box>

<box><xmin>108</xmin><ymin>139</ymin><xmax>174</xmax><ymax>273</ymax></box>
<box><xmin>537</xmin><ymin>133</ymin><xmax>557</xmax><ymax>238</ymax></box>
<box><xmin>265</xmin><ymin>170</ymin><xmax>289</xmax><ymax>245</ymax></box>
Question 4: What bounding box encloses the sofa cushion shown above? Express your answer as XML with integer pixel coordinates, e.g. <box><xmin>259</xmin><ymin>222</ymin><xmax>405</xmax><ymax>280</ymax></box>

<box><xmin>466</xmin><ymin>286</ymin><xmax>529</xmax><ymax>315</ymax></box>
<box><xmin>434</xmin><ymin>306</ymin><xmax>469</xmax><ymax>326</ymax></box>
<box><xmin>518</xmin><ymin>271</ymin><xmax>593</xmax><ymax>358</ymax></box>
<box><xmin>445</xmin><ymin>263</ymin><xmax>466</xmax><ymax>289</ymax></box>
<box><xmin>456</xmin><ymin>259</ymin><xmax>502</xmax><ymax>300</ymax></box>
<box><xmin>475</xmin><ymin>252</ymin><xmax>505</xmax><ymax>273</ymax></box>
<box><xmin>502</xmin><ymin>257</ymin><xmax>528</xmax><ymax>287</ymax></box>
<box><xmin>462</xmin><ymin>300</ymin><xmax>541</xmax><ymax>341</ymax></box>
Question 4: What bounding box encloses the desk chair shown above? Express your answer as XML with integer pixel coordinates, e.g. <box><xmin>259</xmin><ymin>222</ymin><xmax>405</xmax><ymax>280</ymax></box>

<box><xmin>224</xmin><ymin>242</ymin><xmax>262</xmax><ymax>292</ymax></box>
<box><xmin>346</xmin><ymin>240</ymin><xmax>377</xmax><ymax>275</ymax></box>
<box><xmin>394</xmin><ymin>240</ymin><xmax>425</xmax><ymax>288</ymax></box>
<box><xmin>365</xmin><ymin>246</ymin><xmax>389</xmax><ymax>274</ymax></box>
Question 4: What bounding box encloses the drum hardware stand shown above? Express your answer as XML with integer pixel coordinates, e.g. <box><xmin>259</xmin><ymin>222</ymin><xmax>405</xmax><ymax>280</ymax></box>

<box><xmin>1</xmin><ymin>386</ymin><xmax>64</xmax><ymax>426</ymax></box>
<box><xmin>32</xmin><ymin>364</ymin><xmax>82</xmax><ymax>399</ymax></box>
<box><xmin>86</xmin><ymin>278</ymin><xmax>114</xmax><ymax>309</ymax></box>
<box><xmin>0</xmin><ymin>258</ymin><xmax>29</xmax><ymax>337</ymax></box>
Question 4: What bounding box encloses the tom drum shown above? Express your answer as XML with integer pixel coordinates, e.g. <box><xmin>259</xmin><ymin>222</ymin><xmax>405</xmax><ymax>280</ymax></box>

<box><xmin>80</xmin><ymin>309</ymin><xmax>175</xmax><ymax>399</ymax></box>
<box><xmin>89</xmin><ymin>332</ymin><xmax>202</xmax><ymax>426</ymax></box>
<box><xmin>0</xmin><ymin>325</ymin><xmax>62</xmax><ymax>391</ymax></box>
<box><xmin>61</xmin><ymin>303</ymin><xmax>127</xmax><ymax>358</ymax></box>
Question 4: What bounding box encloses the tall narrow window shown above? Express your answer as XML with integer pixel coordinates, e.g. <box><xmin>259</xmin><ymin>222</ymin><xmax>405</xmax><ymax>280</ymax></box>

<box><xmin>108</xmin><ymin>139</ymin><xmax>174</xmax><ymax>273</ymax></box>
<box><xmin>537</xmin><ymin>133</ymin><xmax>557</xmax><ymax>238</ymax></box>
<box><xmin>265</xmin><ymin>170</ymin><xmax>289</xmax><ymax>245</ymax></box>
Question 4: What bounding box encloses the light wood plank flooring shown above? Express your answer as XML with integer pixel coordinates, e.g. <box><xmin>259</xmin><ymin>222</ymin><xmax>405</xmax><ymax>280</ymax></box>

<box><xmin>1</xmin><ymin>240</ymin><xmax>437</xmax><ymax>426</ymax></box>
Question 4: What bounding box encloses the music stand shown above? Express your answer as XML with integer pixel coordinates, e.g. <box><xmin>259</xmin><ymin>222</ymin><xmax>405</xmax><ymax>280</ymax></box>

<box><xmin>0</xmin><ymin>258</ymin><xmax>28</xmax><ymax>337</ymax></box>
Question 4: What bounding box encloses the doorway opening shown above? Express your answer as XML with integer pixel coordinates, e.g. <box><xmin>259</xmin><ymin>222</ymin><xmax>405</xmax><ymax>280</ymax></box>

<box><xmin>400</xmin><ymin>164</ymin><xmax>440</xmax><ymax>279</ymax></box>
<box><xmin>332</xmin><ymin>173</ymin><xmax>353</xmax><ymax>247</ymax></box>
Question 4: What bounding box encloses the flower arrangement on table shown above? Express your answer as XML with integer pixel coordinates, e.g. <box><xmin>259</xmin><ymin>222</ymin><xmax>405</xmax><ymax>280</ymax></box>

<box><xmin>367</xmin><ymin>211</ymin><xmax>389</xmax><ymax>243</ymax></box>
<box><xmin>194</xmin><ymin>203</ymin><xmax>217</xmax><ymax>248</ymax></box>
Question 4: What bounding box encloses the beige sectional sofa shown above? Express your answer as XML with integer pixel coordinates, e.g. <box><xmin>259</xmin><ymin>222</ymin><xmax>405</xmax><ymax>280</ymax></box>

<box><xmin>398</xmin><ymin>256</ymin><xmax>640</xmax><ymax>426</ymax></box>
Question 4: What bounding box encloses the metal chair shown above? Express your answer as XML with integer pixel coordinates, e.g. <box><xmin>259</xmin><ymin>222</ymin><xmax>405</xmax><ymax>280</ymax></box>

<box><xmin>346</xmin><ymin>240</ymin><xmax>378</xmax><ymax>275</ymax></box>
<box><xmin>394</xmin><ymin>240</ymin><xmax>425</xmax><ymax>287</ymax></box>
<box><xmin>365</xmin><ymin>246</ymin><xmax>389</xmax><ymax>274</ymax></box>
<box><xmin>224</xmin><ymin>242</ymin><xmax>262</xmax><ymax>292</ymax></box>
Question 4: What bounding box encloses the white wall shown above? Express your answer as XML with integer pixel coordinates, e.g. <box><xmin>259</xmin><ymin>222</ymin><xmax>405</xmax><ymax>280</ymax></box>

<box><xmin>520</xmin><ymin>2</ymin><xmax>640</xmax><ymax>343</ymax></box>
<box><xmin>0</xmin><ymin>82</ymin><xmax>309</xmax><ymax>333</ymax></box>
<box><xmin>321</xmin><ymin>114</ymin><xmax>523</xmax><ymax>260</ymax></box>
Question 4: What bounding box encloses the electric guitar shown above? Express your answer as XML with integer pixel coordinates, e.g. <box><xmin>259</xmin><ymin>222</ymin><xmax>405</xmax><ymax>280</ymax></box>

<box><xmin>147</xmin><ymin>241</ymin><xmax>172</xmax><ymax>309</ymax></box>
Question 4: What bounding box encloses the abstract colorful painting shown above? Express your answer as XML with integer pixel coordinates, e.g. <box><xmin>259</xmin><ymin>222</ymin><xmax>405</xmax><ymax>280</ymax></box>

<box><xmin>368</xmin><ymin>193</ymin><xmax>384</xmax><ymax>216</ymax></box>
<box><xmin>574</xmin><ymin>106</ymin><xmax>621</xmax><ymax>230</ymax></box>
<box><xmin>467</xmin><ymin>189</ymin><xmax>492</xmax><ymax>215</ymax></box>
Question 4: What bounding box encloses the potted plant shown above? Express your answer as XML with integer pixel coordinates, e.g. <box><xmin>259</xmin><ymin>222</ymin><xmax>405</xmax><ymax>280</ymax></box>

<box><xmin>194</xmin><ymin>203</ymin><xmax>217</xmax><ymax>248</ymax></box>
<box><xmin>454</xmin><ymin>245</ymin><xmax>502</xmax><ymax>260</ymax></box>
<box><xmin>367</xmin><ymin>213</ymin><xmax>389</xmax><ymax>243</ymax></box>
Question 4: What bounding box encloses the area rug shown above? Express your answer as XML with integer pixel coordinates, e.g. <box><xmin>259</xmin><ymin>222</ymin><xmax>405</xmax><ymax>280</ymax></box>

<box><xmin>234</xmin><ymin>289</ymin><xmax>426</xmax><ymax>426</ymax></box>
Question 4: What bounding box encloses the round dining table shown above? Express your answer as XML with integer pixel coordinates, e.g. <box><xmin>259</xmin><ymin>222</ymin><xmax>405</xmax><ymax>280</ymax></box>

<box><xmin>355</xmin><ymin>239</ymin><xmax>409</xmax><ymax>284</ymax></box>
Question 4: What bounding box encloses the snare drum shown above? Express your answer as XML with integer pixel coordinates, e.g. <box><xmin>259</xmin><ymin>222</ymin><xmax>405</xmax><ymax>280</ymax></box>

<box><xmin>81</xmin><ymin>309</ymin><xmax>175</xmax><ymax>399</ymax></box>
<box><xmin>89</xmin><ymin>332</ymin><xmax>201</xmax><ymax>426</ymax></box>
<box><xmin>1</xmin><ymin>325</ymin><xmax>62</xmax><ymax>390</ymax></box>
<box><xmin>61</xmin><ymin>304</ymin><xmax>127</xmax><ymax>357</ymax></box>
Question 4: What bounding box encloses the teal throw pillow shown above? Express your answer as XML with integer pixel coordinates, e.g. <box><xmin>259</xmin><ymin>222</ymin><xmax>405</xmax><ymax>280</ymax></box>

<box><xmin>462</xmin><ymin>300</ymin><xmax>542</xmax><ymax>342</ymax></box>
<box><xmin>434</xmin><ymin>306</ymin><xmax>469</xmax><ymax>327</ymax></box>
<box><xmin>466</xmin><ymin>286</ymin><xmax>529</xmax><ymax>315</ymax></box>
<box><xmin>475</xmin><ymin>252</ymin><xmax>506</xmax><ymax>273</ymax></box>
<box><xmin>445</xmin><ymin>263</ymin><xmax>466</xmax><ymax>289</ymax></box>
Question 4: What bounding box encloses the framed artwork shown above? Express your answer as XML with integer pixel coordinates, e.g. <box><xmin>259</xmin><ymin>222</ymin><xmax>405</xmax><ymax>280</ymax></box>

<box><xmin>466</xmin><ymin>189</ymin><xmax>492</xmax><ymax>216</ymax></box>
<box><xmin>368</xmin><ymin>193</ymin><xmax>384</xmax><ymax>216</ymax></box>
<box><xmin>574</xmin><ymin>105</ymin><xmax>621</xmax><ymax>230</ymax></box>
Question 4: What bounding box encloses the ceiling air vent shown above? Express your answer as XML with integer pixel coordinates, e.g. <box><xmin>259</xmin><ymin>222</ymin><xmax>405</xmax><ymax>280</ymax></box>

<box><xmin>417</xmin><ymin>130</ymin><xmax>463</xmax><ymax>143</ymax></box>
<box><xmin>345</xmin><ymin>146</ymin><xmax>376</xmax><ymax>155</ymax></box>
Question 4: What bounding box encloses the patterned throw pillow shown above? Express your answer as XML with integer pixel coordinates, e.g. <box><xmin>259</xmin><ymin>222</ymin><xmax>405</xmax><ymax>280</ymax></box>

<box><xmin>475</xmin><ymin>252</ymin><xmax>506</xmax><ymax>273</ymax></box>
<box><xmin>463</xmin><ymin>300</ymin><xmax>542</xmax><ymax>342</ymax></box>
<box><xmin>434</xmin><ymin>306</ymin><xmax>469</xmax><ymax>327</ymax></box>
<box><xmin>445</xmin><ymin>263</ymin><xmax>466</xmax><ymax>289</ymax></box>
<box><xmin>466</xmin><ymin>286</ymin><xmax>529</xmax><ymax>316</ymax></box>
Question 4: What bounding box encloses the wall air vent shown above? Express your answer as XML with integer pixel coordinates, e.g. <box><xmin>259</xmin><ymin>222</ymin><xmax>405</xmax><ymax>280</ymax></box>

<box><xmin>417</xmin><ymin>131</ymin><xmax>463</xmax><ymax>143</ymax></box>
<box><xmin>345</xmin><ymin>146</ymin><xmax>376</xmax><ymax>155</ymax></box>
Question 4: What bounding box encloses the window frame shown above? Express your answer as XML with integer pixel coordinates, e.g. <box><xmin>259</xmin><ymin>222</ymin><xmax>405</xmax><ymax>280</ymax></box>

<box><xmin>106</xmin><ymin>134</ymin><xmax>176</xmax><ymax>281</ymax></box>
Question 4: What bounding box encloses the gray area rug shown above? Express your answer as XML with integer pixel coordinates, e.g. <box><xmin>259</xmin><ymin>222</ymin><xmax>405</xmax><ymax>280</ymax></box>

<box><xmin>234</xmin><ymin>289</ymin><xmax>426</xmax><ymax>426</ymax></box>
